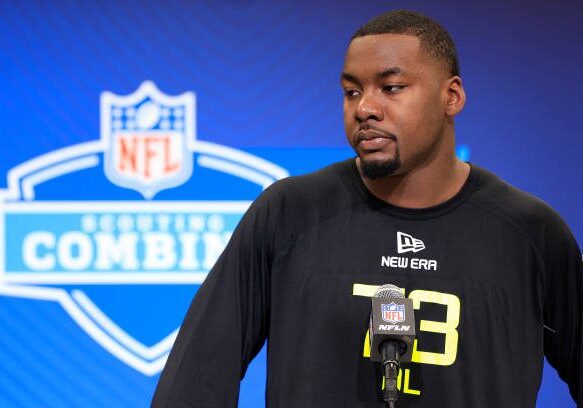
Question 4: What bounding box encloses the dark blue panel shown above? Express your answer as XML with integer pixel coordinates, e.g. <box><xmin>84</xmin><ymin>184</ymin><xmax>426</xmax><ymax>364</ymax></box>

<box><xmin>0</xmin><ymin>1</ymin><xmax>580</xmax><ymax>406</ymax></box>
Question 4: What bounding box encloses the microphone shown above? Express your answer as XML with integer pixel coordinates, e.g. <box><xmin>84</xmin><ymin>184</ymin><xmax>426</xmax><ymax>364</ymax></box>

<box><xmin>369</xmin><ymin>284</ymin><xmax>416</xmax><ymax>407</ymax></box>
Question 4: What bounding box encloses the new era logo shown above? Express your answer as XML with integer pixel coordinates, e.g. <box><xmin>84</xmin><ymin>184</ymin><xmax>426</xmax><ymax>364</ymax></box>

<box><xmin>397</xmin><ymin>232</ymin><xmax>425</xmax><ymax>253</ymax></box>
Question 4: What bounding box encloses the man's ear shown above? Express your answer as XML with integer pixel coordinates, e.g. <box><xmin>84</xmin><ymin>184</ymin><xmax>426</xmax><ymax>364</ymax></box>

<box><xmin>445</xmin><ymin>76</ymin><xmax>466</xmax><ymax>116</ymax></box>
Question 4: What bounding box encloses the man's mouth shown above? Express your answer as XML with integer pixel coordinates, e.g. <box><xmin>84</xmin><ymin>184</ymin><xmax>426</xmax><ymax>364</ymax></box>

<box><xmin>354</xmin><ymin>130</ymin><xmax>397</xmax><ymax>150</ymax></box>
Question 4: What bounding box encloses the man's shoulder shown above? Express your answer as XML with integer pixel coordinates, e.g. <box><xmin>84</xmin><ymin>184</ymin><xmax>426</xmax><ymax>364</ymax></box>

<box><xmin>263</xmin><ymin>158</ymin><xmax>357</xmax><ymax>203</ymax></box>
<box><xmin>470</xmin><ymin>165</ymin><xmax>570</xmax><ymax>239</ymax></box>
<box><xmin>250</xmin><ymin>158</ymin><xmax>360</xmax><ymax>225</ymax></box>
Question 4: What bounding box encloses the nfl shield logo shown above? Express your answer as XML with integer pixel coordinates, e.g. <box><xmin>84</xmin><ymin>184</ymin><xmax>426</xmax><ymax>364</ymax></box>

<box><xmin>381</xmin><ymin>302</ymin><xmax>405</xmax><ymax>323</ymax></box>
<box><xmin>101</xmin><ymin>81</ymin><xmax>195</xmax><ymax>199</ymax></box>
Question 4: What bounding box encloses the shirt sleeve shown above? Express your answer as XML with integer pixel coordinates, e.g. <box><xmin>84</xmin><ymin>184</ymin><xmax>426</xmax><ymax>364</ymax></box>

<box><xmin>542</xmin><ymin>214</ymin><xmax>583</xmax><ymax>406</ymax></box>
<box><xmin>151</xmin><ymin>189</ymin><xmax>277</xmax><ymax>407</ymax></box>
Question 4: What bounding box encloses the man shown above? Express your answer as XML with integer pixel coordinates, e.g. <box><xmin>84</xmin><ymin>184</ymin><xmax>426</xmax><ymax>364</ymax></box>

<box><xmin>152</xmin><ymin>10</ymin><xmax>582</xmax><ymax>407</ymax></box>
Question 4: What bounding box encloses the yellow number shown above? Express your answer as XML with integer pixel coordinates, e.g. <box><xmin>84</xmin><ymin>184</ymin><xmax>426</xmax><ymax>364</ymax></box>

<box><xmin>353</xmin><ymin>285</ymin><xmax>461</xmax><ymax>366</ymax></box>
<box><xmin>380</xmin><ymin>369</ymin><xmax>421</xmax><ymax>395</ymax></box>
<box><xmin>363</xmin><ymin>329</ymin><xmax>371</xmax><ymax>358</ymax></box>
<box><xmin>409</xmin><ymin>290</ymin><xmax>460</xmax><ymax>366</ymax></box>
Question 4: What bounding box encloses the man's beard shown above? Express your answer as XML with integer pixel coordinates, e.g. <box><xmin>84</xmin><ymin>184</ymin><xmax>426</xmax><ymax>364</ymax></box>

<box><xmin>359</xmin><ymin>149</ymin><xmax>401</xmax><ymax>179</ymax></box>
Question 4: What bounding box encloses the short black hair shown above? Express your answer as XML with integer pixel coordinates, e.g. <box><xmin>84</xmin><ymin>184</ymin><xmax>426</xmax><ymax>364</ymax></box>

<box><xmin>351</xmin><ymin>10</ymin><xmax>460</xmax><ymax>77</ymax></box>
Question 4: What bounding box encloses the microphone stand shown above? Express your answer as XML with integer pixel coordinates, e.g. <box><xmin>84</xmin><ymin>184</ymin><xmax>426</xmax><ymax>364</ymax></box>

<box><xmin>381</xmin><ymin>342</ymin><xmax>400</xmax><ymax>408</ymax></box>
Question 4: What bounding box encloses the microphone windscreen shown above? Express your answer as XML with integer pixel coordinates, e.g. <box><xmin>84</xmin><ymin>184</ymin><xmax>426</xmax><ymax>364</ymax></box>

<box><xmin>374</xmin><ymin>284</ymin><xmax>403</xmax><ymax>299</ymax></box>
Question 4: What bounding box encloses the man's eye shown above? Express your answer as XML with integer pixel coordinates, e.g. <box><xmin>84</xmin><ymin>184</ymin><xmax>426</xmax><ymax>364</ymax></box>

<box><xmin>384</xmin><ymin>85</ymin><xmax>405</xmax><ymax>94</ymax></box>
<box><xmin>344</xmin><ymin>89</ymin><xmax>360</xmax><ymax>98</ymax></box>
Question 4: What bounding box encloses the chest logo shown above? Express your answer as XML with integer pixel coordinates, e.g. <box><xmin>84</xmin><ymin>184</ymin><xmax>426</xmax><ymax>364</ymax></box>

<box><xmin>397</xmin><ymin>231</ymin><xmax>425</xmax><ymax>253</ymax></box>
<box><xmin>381</xmin><ymin>232</ymin><xmax>437</xmax><ymax>271</ymax></box>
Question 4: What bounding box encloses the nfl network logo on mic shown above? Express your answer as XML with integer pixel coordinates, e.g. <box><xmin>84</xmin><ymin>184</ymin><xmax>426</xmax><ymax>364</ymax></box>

<box><xmin>381</xmin><ymin>303</ymin><xmax>406</xmax><ymax>323</ymax></box>
<box><xmin>0</xmin><ymin>81</ymin><xmax>288</xmax><ymax>376</ymax></box>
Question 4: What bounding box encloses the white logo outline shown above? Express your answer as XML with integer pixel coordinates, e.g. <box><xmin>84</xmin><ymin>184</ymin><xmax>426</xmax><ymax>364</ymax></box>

<box><xmin>397</xmin><ymin>231</ymin><xmax>425</xmax><ymax>253</ymax></box>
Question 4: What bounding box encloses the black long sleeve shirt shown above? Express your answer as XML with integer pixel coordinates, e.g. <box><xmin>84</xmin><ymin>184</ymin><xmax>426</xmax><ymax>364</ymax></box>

<box><xmin>153</xmin><ymin>160</ymin><xmax>582</xmax><ymax>407</ymax></box>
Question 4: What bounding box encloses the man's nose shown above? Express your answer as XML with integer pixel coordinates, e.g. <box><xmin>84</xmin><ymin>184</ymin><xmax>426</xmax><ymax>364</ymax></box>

<box><xmin>355</xmin><ymin>91</ymin><xmax>383</xmax><ymax>122</ymax></box>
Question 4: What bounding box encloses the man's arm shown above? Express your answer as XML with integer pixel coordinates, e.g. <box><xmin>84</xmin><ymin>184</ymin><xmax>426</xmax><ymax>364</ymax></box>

<box><xmin>151</xmin><ymin>191</ymin><xmax>276</xmax><ymax>407</ymax></box>
<box><xmin>542</xmin><ymin>215</ymin><xmax>583</xmax><ymax>406</ymax></box>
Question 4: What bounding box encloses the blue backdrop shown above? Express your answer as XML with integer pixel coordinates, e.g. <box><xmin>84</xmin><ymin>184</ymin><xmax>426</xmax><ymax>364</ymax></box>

<box><xmin>0</xmin><ymin>0</ymin><xmax>581</xmax><ymax>406</ymax></box>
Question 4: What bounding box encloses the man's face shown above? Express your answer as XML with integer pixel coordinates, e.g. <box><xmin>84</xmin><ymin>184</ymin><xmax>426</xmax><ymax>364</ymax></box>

<box><xmin>341</xmin><ymin>34</ymin><xmax>451</xmax><ymax>178</ymax></box>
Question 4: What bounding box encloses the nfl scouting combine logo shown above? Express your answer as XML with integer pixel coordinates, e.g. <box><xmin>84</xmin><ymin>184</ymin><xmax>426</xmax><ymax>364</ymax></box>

<box><xmin>0</xmin><ymin>82</ymin><xmax>288</xmax><ymax>376</ymax></box>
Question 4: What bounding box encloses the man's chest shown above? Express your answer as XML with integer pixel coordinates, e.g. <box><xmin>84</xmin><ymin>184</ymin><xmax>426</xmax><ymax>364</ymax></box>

<box><xmin>267</xmin><ymin>213</ymin><xmax>543</xmax><ymax>404</ymax></box>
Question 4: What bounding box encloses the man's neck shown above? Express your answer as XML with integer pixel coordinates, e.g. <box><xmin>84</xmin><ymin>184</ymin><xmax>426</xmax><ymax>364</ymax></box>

<box><xmin>357</xmin><ymin>156</ymin><xmax>470</xmax><ymax>209</ymax></box>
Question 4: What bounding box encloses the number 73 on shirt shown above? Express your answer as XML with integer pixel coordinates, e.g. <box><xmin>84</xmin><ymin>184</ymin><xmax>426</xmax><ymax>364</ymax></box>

<box><xmin>352</xmin><ymin>284</ymin><xmax>461</xmax><ymax>367</ymax></box>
